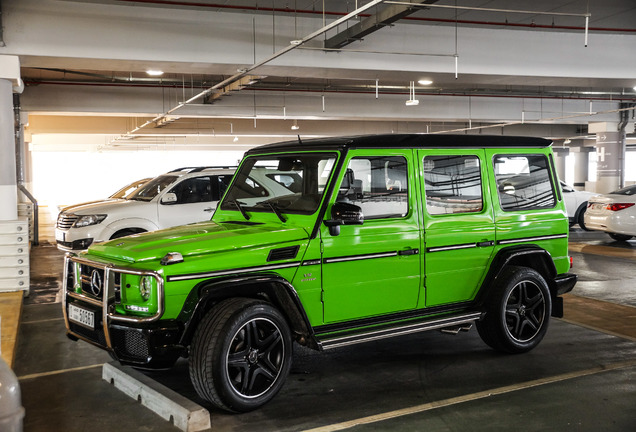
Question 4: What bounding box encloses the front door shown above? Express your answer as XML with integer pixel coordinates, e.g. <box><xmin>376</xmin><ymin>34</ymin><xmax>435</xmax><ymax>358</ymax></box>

<box><xmin>320</xmin><ymin>151</ymin><xmax>421</xmax><ymax>323</ymax></box>
<box><xmin>157</xmin><ymin>174</ymin><xmax>232</xmax><ymax>228</ymax></box>
<box><xmin>418</xmin><ymin>150</ymin><xmax>495</xmax><ymax>307</ymax></box>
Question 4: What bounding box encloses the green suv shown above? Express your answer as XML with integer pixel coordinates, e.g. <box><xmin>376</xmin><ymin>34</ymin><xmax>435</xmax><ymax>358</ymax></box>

<box><xmin>63</xmin><ymin>134</ymin><xmax>577</xmax><ymax>412</ymax></box>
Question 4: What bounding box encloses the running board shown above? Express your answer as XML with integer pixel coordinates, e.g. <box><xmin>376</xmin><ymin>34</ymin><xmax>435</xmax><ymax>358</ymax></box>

<box><xmin>317</xmin><ymin>311</ymin><xmax>482</xmax><ymax>350</ymax></box>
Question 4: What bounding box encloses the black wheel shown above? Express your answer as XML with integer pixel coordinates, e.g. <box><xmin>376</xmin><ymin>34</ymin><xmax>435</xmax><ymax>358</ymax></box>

<box><xmin>477</xmin><ymin>266</ymin><xmax>551</xmax><ymax>354</ymax></box>
<box><xmin>576</xmin><ymin>203</ymin><xmax>589</xmax><ymax>230</ymax></box>
<box><xmin>609</xmin><ymin>233</ymin><xmax>633</xmax><ymax>241</ymax></box>
<box><xmin>189</xmin><ymin>298</ymin><xmax>292</xmax><ymax>413</ymax></box>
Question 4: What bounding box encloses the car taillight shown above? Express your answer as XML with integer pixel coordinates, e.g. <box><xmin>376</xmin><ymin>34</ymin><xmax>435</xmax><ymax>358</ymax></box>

<box><xmin>570</xmin><ymin>256</ymin><xmax>573</xmax><ymax>268</ymax></box>
<box><xmin>606</xmin><ymin>203</ymin><xmax>635</xmax><ymax>211</ymax></box>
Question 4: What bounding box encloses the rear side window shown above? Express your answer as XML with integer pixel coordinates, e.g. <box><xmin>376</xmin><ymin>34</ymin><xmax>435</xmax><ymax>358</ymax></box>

<box><xmin>424</xmin><ymin>155</ymin><xmax>483</xmax><ymax>215</ymax></box>
<box><xmin>493</xmin><ymin>155</ymin><xmax>555</xmax><ymax>211</ymax></box>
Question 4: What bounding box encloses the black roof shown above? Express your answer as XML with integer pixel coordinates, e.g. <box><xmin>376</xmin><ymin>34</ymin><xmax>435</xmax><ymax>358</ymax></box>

<box><xmin>246</xmin><ymin>134</ymin><xmax>552</xmax><ymax>155</ymax></box>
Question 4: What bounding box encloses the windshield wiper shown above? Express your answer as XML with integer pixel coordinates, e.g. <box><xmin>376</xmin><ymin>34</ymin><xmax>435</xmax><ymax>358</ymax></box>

<box><xmin>258</xmin><ymin>201</ymin><xmax>287</xmax><ymax>223</ymax></box>
<box><xmin>231</xmin><ymin>200</ymin><xmax>250</xmax><ymax>220</ymax></box>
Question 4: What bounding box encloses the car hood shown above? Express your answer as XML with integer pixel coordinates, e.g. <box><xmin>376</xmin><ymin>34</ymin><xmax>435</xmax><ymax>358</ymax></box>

<box><xmin>86</xmin><ymin>221</ymin><xmax>309</xmax><ymax>264</ymax></box>
<box><xmin>61</xmin><ymin>198</ymin><xmax>125</xmax><ymax>213</ymax></box>
<box><xmin>60</xmin><ymin>198</ymin><xmax>149</xmax><ymax>214</ymax></box>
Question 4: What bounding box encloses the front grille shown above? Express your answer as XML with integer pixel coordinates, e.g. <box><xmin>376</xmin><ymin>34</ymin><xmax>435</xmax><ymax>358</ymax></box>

<box><xmin>79</xmin><ymin>264</ymin><xmax>105</xmax><ymax>300</ymax></box>
<box><xmin>57</xmin><ymin>213</ymin><xmax>78</xmax><ymax>229</ymax></box>
<box><xmin>110</xmin><ymin>328</ymin><xmax>150</xmax><ymax>361</ymax></box>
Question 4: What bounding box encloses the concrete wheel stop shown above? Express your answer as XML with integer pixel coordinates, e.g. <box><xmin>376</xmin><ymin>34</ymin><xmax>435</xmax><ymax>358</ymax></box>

<box><xmin>102</xmin><ymin>362</ymin><xmax>211</xmax><ymax>432</ymax></box>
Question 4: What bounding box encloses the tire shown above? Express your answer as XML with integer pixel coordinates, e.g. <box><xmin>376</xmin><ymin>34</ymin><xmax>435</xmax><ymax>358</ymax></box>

<box><xmin>189</xmin><ymin>298</ymin><xmax>292</xmax><ymax>413</ymax></box>
<box><xmin>609</xmin><ymin>233</ymin><xmax>633</xmax><ymax>241</ymax></box>
<box><xmin>576</xmin><ymin>203</ymin><xmax>589</xmax><ymax>230</ymax></box>
<box><xmin>477</xmin><ymin>266</ymin><xmax>551</xmax><ymax>354</ymax></box>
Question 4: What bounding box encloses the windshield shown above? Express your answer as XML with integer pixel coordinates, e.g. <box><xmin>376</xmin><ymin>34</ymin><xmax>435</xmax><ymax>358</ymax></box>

<box><xmin>220</xmin><ymin>153</ymin><xmax>337</xmax><ymax>215</ymax></box>
<box><xmin>128</xmin><ymin>175</ymin><xmax>178</xmax><ymax>201</ymax></box>
<box><xmin>109</xmin><ymin>178</ymin><xmax>150</xmax><ymax>199</ymax></box>
<box><xmin>610</xmin><ymin>184</ymin><xmax>636</xmax><ymax>196</ymax></box>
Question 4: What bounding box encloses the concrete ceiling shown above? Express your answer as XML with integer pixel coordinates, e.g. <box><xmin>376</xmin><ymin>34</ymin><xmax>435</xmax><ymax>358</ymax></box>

<box><xmin>3</xmin><ymin>0</ymin><xmax>636</xmax><ymax>151</ymax></box>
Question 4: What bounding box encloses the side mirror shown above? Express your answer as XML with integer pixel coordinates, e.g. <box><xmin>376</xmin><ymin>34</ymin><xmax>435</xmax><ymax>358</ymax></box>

<box><xmin>324</xmin><ymin>202</ymin><xmax>364</xmax><ymax>236</ymax></box>
<box><xmin>161</xmin><ymin>192</ymin><xmax>178</xmax><ymax>204</ymax></box>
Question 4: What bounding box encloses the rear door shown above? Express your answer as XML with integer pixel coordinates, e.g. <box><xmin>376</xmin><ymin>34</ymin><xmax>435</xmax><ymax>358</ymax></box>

<box><xmin>418</xmin><ymin>150</ymin><xmax>495</xmax><ymax>307</ymax></box>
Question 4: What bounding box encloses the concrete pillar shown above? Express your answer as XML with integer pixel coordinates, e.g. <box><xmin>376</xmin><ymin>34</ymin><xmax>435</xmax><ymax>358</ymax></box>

<box><xmin>552</xmin><ymin>147</ymin><xmax>569</xmax><ymax>181</ymax></box>
<box><xmin>0</xmin><ymin>81</ymin><xmax>17</xmax><ymax>220</ymax></box>
<box><xmin>589</xmin><ymin>122</ymin><xmax>622</xmax><ymax>194</ymax></box>
<box><xmin>573</xmin><ymin>146</ymin><xmax>592</xmax><ymax>189</ymax></box>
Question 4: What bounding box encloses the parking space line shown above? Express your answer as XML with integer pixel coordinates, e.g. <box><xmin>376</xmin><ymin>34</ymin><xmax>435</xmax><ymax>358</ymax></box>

<box><xmin>21</xmin><ymin>317</ymin><xmax>65</xmax><ymax>325</ymax></box>
<box><xmin>18</xmin><ymin>363</ymin><xmax>104</xmax><ymax>381</ymax></box>
<box><xmin>301</xmin><ymin>359</ymin><xmax>636</xmax><ymax>432</ymax></box>
<box><xmin>569</xmin><ymin>242</ymin><xmax>636</xmax><ymax>261</ymax></box>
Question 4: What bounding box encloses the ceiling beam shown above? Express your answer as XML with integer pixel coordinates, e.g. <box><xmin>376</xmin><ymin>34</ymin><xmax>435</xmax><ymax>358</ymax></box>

<box><xmin>324</xmin><ymin>0</ymin><xmax>438</xmax><ymax>49</ymax></box>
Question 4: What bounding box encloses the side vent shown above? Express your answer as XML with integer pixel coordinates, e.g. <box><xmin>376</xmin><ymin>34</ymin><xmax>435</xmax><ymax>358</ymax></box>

<box><xmin>267</xmin><ymin>245</ymin><xmax>300</xmax><ymax>262</ymax></box>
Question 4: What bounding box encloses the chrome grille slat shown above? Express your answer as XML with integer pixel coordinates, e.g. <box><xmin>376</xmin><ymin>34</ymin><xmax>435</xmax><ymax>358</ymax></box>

<box><xmin>57</xmin><ymin>213</ymin><xmax>79</xmax><ymax>229</ymax></box>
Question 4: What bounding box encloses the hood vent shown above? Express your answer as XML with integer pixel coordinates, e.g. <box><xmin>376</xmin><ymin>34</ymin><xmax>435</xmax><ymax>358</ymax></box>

<box><xmin>267</xmin><ymin>245</ymin><xmax>300</xmax><ymax>262</ymax></box>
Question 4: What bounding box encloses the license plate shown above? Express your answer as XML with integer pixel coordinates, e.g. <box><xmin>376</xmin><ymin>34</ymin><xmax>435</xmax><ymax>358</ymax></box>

<box><xmin>55</xmin><ymin>230</ymin><xmax>66</xmax><ymax>242</ymax></box>
<box><xmin>68</xmin><ymin>304</ymin><xmax>95</xmax><ymax>329</ymax></box>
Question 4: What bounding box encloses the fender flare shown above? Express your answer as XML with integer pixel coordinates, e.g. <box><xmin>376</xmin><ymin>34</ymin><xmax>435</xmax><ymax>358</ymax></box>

<box><xmin>476</xmin><ymin>245</ymin><xmax>559</xmax><ymax>305</ymax></box>
<box><xmin>178</xmin><ymin>273</ymin><xmax>318</xmax><ymax>349</ymax></box>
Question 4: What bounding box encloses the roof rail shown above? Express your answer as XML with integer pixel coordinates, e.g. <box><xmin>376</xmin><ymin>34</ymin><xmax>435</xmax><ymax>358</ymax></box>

<box><xmin>168</xmin><ymin>166</ymin><xmax>237</xmax><ymax>173</ymax></box>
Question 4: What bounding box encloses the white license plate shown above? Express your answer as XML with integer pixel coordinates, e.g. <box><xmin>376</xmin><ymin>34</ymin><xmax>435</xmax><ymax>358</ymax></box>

<box><xmin>68</xmin><ymin>304</ymin><xmax>95</xmax><ymax>329</ymax></box>
<box><xmin>55</xmin><ymin>230</ymin><xmax>66</xmax><ymax>242</ymax></box>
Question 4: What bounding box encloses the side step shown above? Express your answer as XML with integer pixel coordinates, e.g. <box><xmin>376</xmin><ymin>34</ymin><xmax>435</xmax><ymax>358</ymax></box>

<box><xmin>317</xmin><ymin>311</ymin><xmax>482</xmax><ymax>350</ymax></box>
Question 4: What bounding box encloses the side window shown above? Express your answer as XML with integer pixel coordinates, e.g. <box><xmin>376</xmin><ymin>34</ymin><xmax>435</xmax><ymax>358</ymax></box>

<box><xmin>424</xmin><ymin>155</ymin><xmax>483</xmax><ymax>215</ymax></box>
<box><xmin>337</xmin><ymin>156</ymin><xmax>409</xmax><ymax>219</ymax></box>
<box><xmin>493</xmin><ymin>155</ymin><xmax>556</xmax><ymax>211</ymax></box>
<box><xmin>170</xmin><ymin>176</ymin><xmax>213</xmax><ymax>204</ymax></box>
<box><xmin>213</xmin><ymin>175</ymin><xmax>232</xmax><ymax>201</ymax></box>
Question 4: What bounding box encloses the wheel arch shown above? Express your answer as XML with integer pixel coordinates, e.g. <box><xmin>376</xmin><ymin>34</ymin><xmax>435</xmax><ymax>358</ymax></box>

<box><xmin>477</xmin><ymin>245</ymin><xmax>559</xmax><ymax>310</ymax></box>
<box><xmin>179</xmin><ymin>274</ymin><xmax>317</xmax><ymax>350</ymax></box>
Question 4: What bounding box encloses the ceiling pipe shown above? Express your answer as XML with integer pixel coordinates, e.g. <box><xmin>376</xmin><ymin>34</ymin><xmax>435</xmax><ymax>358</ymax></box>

<box><xmin>112</xmin><ymin>0</ymin><xmax>388</xmax><ymax>143</ymax></box>
<box><xmin>112</xmin><ymin>0</ymin><xmax>636</xmax><ymax>33</ymax></box>
<box><xmin>23</xmin><ymin>79</ymin><xmax>636</xmax><ymax>103</ymax></box>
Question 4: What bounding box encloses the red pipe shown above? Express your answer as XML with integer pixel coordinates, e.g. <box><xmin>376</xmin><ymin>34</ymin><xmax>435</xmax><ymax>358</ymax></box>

<box><xmin>114</xmin><ymin>0</ymin><xmax>636</xmax><ymax>33</ymax></box>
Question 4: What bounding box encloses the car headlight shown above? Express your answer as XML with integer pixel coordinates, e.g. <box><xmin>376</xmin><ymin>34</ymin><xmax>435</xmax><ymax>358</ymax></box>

<box><xmin>139</xmin><ymin>276</ymin><xmax>153</xmax><ymax>302</ymax></box>
<box><xmin>74</xmin><ymin>214</ymin><xmax>107</xmax><ymax>228</ymax></box>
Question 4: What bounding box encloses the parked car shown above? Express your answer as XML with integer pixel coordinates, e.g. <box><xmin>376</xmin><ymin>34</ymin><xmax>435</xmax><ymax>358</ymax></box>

<box><xmin>560</xmin><ymin>181</ymin><xmax>596</xmax><ymax>229</ymax></box>
<box><xmin>584</xmin><ymin>184</ymin><xmax>636</xmax><ymax>241</ymax></box>
<box><xmin>55</xmin><ymin>167</ymin><xmax>235</xmax><ymax>251</ymax></box>
<box><xmin>63</xmin><ymin>135</ymin><xmax>576</xmax><ymax>412</ymax></box>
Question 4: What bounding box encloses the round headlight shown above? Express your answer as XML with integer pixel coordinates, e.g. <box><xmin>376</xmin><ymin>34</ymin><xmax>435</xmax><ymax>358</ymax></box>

<box><xmin>139</xmin><ymin>276</ymin><xmax>152</xmax><ymax>301</ymax></box>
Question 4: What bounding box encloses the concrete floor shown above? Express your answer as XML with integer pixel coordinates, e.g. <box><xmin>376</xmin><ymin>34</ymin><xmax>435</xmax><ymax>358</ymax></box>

<box><xmin>16</xmin><ymin>230</ymin><xmax>636</xmax><ymax>432</ymax></box>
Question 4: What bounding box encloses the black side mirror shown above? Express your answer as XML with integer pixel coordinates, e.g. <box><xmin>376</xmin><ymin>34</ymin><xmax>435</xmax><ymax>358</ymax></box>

<box><xmin>324</xmin><ymin>202</ymin><xmax>364</xmax><ymax>236</ymax></box>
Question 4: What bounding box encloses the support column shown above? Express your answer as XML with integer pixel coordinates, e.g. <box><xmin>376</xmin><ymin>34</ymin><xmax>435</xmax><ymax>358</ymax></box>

<box><xmin>552</xmin><ymin>147</ymin><xmax>569</xmax><ymax>181</ymax></box>
<box><xmin>572</xmin><ymin>145</ymin><xmax>593</xmax><ymax>190</ymax></box>
<box><xmin>589</xmin><ymin>122</ymin><xmax>622</xmax><ymax>194</ymax></box>
<box><xmin>0</xmin><ymin>78</ymin><xmax>17</xmax><ymax>221</ymax></box>
<box><xmin>0</xmin><ymin>55</ymin><xmax>29</xmax><ymax>295</ymax></box>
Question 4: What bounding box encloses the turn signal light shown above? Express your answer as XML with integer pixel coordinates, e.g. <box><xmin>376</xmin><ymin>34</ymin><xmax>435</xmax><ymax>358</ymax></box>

<box><xmin>606</xmin><ymin>203</ymin><xmax>635</xmax><ymax>211</ymax></box>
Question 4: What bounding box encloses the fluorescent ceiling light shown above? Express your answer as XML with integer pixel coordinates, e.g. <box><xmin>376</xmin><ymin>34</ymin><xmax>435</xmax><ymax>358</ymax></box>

<box><xmin>418</xmin><ymin>79</ymin><xmax>433</xmax><ymax>85</ymax></box>
<box><xmin>405</xmin><ymin>99</ymin><xmax>420</xmax><ymax>106</ymax></box>
<box><xmin>146</xmin><ymin>70</ymin><xmax>164</xmax><ymax>76</ymax></box>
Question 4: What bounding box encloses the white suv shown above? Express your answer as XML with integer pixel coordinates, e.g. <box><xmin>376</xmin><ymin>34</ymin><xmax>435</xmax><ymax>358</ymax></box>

<box><xmin>55</xmin><ymin>167</ymin><xmax>235</xmax><ymax>251</ymax></box>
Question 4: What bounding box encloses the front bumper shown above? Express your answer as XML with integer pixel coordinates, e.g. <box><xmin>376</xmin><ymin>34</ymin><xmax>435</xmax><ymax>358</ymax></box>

<box><xmin>63</xmin><ymin>254</ymin><xmax>183</xmax><ymax>368</ymax></box>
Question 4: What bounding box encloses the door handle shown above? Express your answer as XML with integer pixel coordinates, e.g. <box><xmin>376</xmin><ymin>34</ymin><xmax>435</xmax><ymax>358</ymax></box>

<box><xmin>203</xmin><ymin>207</ymin><xmax>215</xmax><ymax>212</ymax></box>
<box><xmin>476</xmin><ymin>241</ymin><xmax>494</xmax><ymax>247</ymax></box>
<box><xmin>398</xmin><ymin>248</ymin><xmax>419</xmax><ymax>256</ymax></box>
